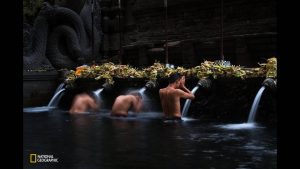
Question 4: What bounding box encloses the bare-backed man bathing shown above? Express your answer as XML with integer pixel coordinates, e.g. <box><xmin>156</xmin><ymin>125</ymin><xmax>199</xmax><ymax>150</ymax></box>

<box><xmin>159</xmin><ymin>73</ymin><xmax>195</xmax><ymax>120</ymax></box>
<box><xmin>111</xmin><ymin>92</ymin><xmax>143</xmax><ymax>117</ymax></box>
<box><xmin>69</xmin><ymin>93</ymin><xmax>99</xmax><ymax>114</ymax></box>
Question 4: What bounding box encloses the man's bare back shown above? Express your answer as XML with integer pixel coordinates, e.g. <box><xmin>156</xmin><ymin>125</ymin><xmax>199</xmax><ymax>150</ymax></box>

<box><xmin>111</xmin><ymin>93</ymin><xmax>142</xmax><ymax>117</ymax></box>
<box><xmin>69</xmin><ymin>93</ymin><xmax>99</xmax><ymax>114</ymax></box>
<box><xmin>159</xmin><ymin>87</ymin><xmax>182</xmax><ymax>117</ymax></box>
<box><xmin>159</xmin><ymin>74</ymin><xmax>195</xmax><ymax>118</ymax></box>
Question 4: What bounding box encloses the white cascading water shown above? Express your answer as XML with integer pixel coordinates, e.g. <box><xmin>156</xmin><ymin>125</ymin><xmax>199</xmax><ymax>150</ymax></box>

<box><xmin>138</xmin><ymin>87</ymin><xmax>151</xmax><ymax>112</ymax></box>
<box><xmin>48</xmin><ymin>88</ymin><xmax>66</xmax><ymax>107</ymax></box>
<box><xmin>93</xmin><ymin>88</ymin><xmax>104</xmax><ymax>106</ymax></box>
<box><xmin>94</xmin><ymin>88</ymin><xmax>104</xmax><ymax>96</ymax></box>
<box><xmin>55</xmin><ymin>83</ymin><xmax>66</xmax><ymax>93</ymax></box>
<box><xmin>24</xmin><ymin>83</ymin><xmax>66</xmax><ymax>112</ymax></box>
<box><xmin>247</xmin><ymin>86</ymin><xmax>266</xmax><ymax>123</ymax></box>
<box><xmin>139</xmin><ymin>87</ymin><xmax>146</xmax><ymax>94</ymax></box>
<box><xmin>181</xmin><ymin>85</ymin><xmax>200</xmax><ymax>117</ymax></box>
<box><xmin>217</xmin><ymin>86</ymin><xmax>266</xmax><ymax>130</ymax></box>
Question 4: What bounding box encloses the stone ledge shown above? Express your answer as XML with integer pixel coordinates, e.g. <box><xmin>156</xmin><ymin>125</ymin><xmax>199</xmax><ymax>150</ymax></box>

<box><xmin>23</xmin><ymin>71</ymin><xmax>59</xmax><ymax>81</ymax></box>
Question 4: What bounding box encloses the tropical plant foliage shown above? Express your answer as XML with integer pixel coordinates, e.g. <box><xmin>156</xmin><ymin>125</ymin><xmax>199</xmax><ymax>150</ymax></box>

<box><xmin>65</xmin><ymin>57</ymin><xmax>277</xmax><ymax>85</ymax></box>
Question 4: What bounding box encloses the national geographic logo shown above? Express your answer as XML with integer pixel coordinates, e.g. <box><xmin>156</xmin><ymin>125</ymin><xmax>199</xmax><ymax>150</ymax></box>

<box><xmin>29</xmin><ymin>154</ymin><xmax>36</xmax><ymax>163</ymax></box>
<box><xmin>29</xmin><ymin>153</ymin><xmax>59</xmax><ymax>164</ymax></box>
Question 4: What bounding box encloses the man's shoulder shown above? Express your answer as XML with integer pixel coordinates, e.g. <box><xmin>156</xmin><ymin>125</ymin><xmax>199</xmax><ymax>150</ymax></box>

<box><xmin>159</xmin><ymin>88</ymin><xmax>166</xmax><ymax>92</ymax></box>
<box><xmin>118</xmin><ymin>95</ymin><xmax>126</xmax><ymax>98</ymax></box>
<box><xmin>174</xmin><ymin>88</ymin><xmax>185</xmax><ymax>94</ymax></box>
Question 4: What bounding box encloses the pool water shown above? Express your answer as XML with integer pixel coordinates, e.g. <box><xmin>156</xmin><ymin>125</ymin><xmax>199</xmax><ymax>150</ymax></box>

<box><xmin>24</xmin><ymin>110</ymin><xmax>277</xmax><ymax>169</ymax></box>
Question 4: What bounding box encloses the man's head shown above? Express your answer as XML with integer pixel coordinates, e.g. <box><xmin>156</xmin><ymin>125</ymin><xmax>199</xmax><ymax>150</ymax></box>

<box><xmin>168</xmin><ymin>73</ymin><xmax>183</xmax><ymax>87</ymax></box>
<box><xmin>81</xmin><ymin>92</ymin><xmax>100</xmax><ymax>107</ymax></box>
<box><xmin>129</xmin><ymin>92</ymin><xmax>143</xmax><ymax>100</ymax></box>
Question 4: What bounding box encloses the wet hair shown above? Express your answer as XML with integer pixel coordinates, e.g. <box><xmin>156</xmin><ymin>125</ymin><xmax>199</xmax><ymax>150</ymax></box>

<box><xmin>129</xmin><ymin>92</ymin><xmax>142</xmax><ymax>99</ymax></box>
<box><xmin>168</xmin><ymin>73</ymin><xmax>182</xmax><ymax>84</ymax></box>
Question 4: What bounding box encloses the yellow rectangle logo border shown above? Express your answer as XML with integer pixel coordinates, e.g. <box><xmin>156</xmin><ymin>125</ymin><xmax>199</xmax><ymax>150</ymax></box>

<box><xmin>30</xmin><ymin>154</ymin><xmax>37</xmax><ymax>163</ymax></box>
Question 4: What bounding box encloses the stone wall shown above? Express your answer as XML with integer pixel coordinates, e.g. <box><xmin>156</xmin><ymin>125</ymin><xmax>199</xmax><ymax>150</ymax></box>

<box><xmin>23</xmin><ymin>0</ymin><xmax>277</xmax><ymax>67</ymax></box>
<box><xmin>100</xmin><ymin>0</ymin><xmax>276</xmax><ymax>67</ymax></box>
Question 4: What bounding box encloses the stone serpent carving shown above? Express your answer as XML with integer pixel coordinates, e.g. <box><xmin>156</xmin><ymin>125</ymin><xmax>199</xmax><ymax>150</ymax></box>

<box><xmin>23</xmin><ymin>0</ymin><xmax>102</xmax><ymax>70</ymax></box>
<box><xmin>23</xmin><ymin>5</ymin><xmax>52</xmax><ymax>70</ymax></box>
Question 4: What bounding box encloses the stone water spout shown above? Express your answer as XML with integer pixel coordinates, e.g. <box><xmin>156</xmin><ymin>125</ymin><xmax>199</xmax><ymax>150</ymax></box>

<box><xmin>262</xmin><ymin>78</ymin><xmax>276</xmax><ymax>90</ymax></box>
<box><xmin>197</xmin><ymin>78</ymin><xmax>212</xmax><ymax>89</ymax></box>
<box><xmin>102</xmin><ymin>81</ymin><xmax>113</xmax><ymax>91</ymax></box>
<box><xmin>145</xmin><ymin>80</ymin><xmax>157</xmax><ymax>90</ymax></box>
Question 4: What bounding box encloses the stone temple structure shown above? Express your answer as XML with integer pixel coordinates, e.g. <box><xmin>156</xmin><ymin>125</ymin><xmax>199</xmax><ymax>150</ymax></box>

<box><xmin>23</xmin><ymin>0</ymin><xmax>276</xmax><ymax>70</ymax></box>
<box><xmin>23</xmin><ymin>0</ymin><xmax>276</xmax><ymax>125</ymax></box>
